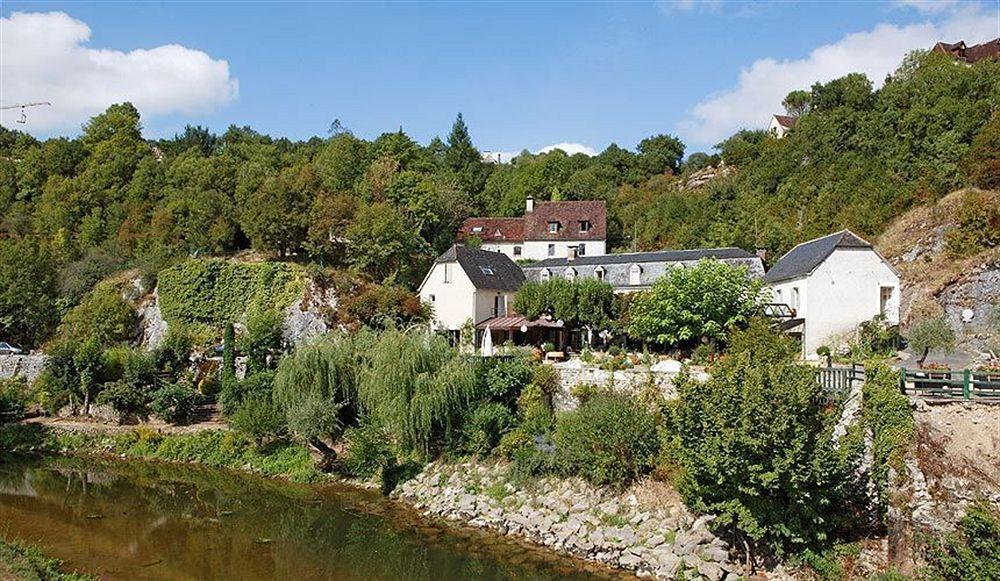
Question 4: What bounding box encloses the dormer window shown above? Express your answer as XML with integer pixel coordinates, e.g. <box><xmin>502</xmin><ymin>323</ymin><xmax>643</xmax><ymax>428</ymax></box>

<box><xmin>594</xmin><ymin>266</ymin><xmax>605</xmax><ymax>281</ymax></box>
<box><xmin>548</xmin><ymin>221</ymin><xmax>560</xmax><ymax>233</ymax></box>
<box><xmin>565</xmin><ymin>267</ymin><xmax>576</xmax><ymax>281</ymax></box>
<box><xmin>540</xmin><ymin>268</ymin><xmax>551</xmax><ymax>282</ymax></box>
<box><xmin>579</xmin><ymin>220</ymin><xmax>591</xmax><ymax>233</ymax></box>
<box><xmin>629</xmin><ymin>264</ymin><xmax>642</xmax><ymax>286</ymax></box>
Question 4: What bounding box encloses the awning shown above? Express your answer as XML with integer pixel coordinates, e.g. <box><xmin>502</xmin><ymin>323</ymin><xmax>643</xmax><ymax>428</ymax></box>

<box><xmin>476</xmin><ymin>315</ymin><xmax>564</xmax><ymax>331</ymax></box>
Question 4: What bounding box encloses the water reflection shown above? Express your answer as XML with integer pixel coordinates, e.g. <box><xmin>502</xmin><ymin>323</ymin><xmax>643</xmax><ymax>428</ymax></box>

<box><xmin>0</xmin><ymin>456</ymin><xmax>621</xmax><ymax>580</ymax></box>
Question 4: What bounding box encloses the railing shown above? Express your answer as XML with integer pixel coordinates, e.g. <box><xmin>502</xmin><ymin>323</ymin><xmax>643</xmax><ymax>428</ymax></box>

<box><xmin>900</xmin><ymin>368</ymin><xmax>1000</xmax><ymax>401</ymax></box>
<box><xmin>815</xmin><ymin>364</ymin><xmax>865</xmax><ymax>397</ymax></box>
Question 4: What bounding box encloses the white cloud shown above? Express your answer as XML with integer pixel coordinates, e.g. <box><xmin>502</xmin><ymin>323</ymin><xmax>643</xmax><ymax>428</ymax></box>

<box><xmin>656</xmin><ymin>0</ymin><xmax>722</xmax><ymax>14</ymax></box>
<box><xmin>0</xmin><ymin>11</ymin><xmax>238</xmax><ymax>133</ymax></box>
<box><xmin>677</xmin><ymin>3</ymin><xmax>998</xmax><ymax>147</ymax></box>
<box><xmin>896</xmin><ymin>0</ymin><xmax>961</xmax><ymax>14</ymax></box>
<box><xmin>537</xmin><ymin>142</ymin><xmax>598</xmax><ymax>156</ymax></box>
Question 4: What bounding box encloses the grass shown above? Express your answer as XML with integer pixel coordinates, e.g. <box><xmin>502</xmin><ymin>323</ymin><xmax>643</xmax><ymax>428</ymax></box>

<box><xmin>0</xmin><ymin>423</ymin><xmax>321</xmax><ymax>483</ymax></box>
<box><xmin>0</xmin><ymin>538</ymin><xmax>95</xmax><ymax>581</ymax></box>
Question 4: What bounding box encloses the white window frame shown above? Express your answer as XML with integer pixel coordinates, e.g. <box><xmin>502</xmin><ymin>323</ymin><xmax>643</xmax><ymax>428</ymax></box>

<box><xmin>548</xmin><ymin>221</ymin><xmax>560</xmax><ymax>233</ymax></box>
<box><xmin>443</xmin><ymin>263</ymin><xmax>452</xmax><ymax>283</ymax></box>
<box><xmin>629</xmin><ymin>264</ymin><xmax>642</xmax><ymax>286</ymax></box>
<box><xmin>547</xmin><ymin>244</ymin><xmax>555</xmax><ymax>256</ymax></box>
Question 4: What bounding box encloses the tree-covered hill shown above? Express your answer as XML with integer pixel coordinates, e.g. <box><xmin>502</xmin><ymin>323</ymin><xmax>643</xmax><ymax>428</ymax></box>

<box><xmin>0</xmin><ymin>50</ymin><xmax>997</xmax><ymax>348</ymax></box>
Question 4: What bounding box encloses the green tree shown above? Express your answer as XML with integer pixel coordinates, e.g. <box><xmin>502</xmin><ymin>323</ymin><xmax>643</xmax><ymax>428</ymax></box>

<box><xmin>240</xmin><ymin>165</ymin><xmax>312</xmax><ymax>256</ymax></box>
<box><xmin>636</xmin><ymin>134</ymin><xmax>685</xmax><ymax>176</ymax></box>
<box><xmin>0</xmin><ymin>238</ymin><xmax>59</xmax><ymax>348</ymax></box>
<box><xmin>626</xmin><ymin>259</ymin><xmax>765</xmax><ymax>347</ymax></box>
<box><xmin>347</xmin><ymin>202</ymin><xmax>424</xmax><ymax>284</ymax></box>
<box><xmin>964</xmin><ymin>112</ymin><xmax>1000</xmax><ymax>190</ymax></box>
<box><xmin>907</xmin><ymin>316</ymin><xmax>956</xmax><ymax>367</ymax></box>
<box><xmin>782</xmin><ymin>89</ymin><xmax>811</xmax><ymax>117</ymax></box>
<box><xmin>666</xmin><ymin>322</ymin><xmax>860</xmax><ymax>559</ymax></box>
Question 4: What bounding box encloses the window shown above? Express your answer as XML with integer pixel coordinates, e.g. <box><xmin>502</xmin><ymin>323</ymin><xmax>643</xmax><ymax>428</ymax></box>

<box><xmin>629</xmin><ymin>264</ymin><xmax>642</xmax><ymax>286</ymax></box>
<box><xmin>429</xmin><ymin>294</ymin><xmax>435</xmax><ymax>302</ymax></box>
<box><xmin>791</xmin><ymin>287</ymin><xmax>800</xmax><ymax>312</ymax></box>
<box><xmin>513</xmin><ymin>246</ymin><xmax>522</xmax><ymax>257</ymax></box>
<box><xmin>775</xmin><ymin>289</ymin><xmax>783</xmax><ymax>303</ymax></box>
<box><xmin>471</xmin><ymin>226</ymin><xmax>483</xmax><ymax>233</ymax></box>
<box><xmin>480</xmin><ymin>266</ymin><xmax>495</xmax><ymax>276</ymax></box>
<box><xmin>576</xmin><ymin>243</ymin><xmax>586</xmax><ymax>256</ymax></box>
<box><xmin>565</xmin><ymin>267</ymin><xmax>576</xmax><ymax>281</ymax></box>
<box><xmin>594</xmin><ymin>266</ymin><xmax>605</xmax><ymax>281</ymax></box>
<box><xmin>579</xmin><ymin>220</ymin><xmax>591</xmax><ymax>233</ymax></box>
<box><xmin>880</xmin><ymin>286</ymin><xmax>893</xmax><ymax>316</ymax></box>
<box><xmin>547</xmin><ymin>244</ymin><xmax>555</xmax><ymax>256</ymax></box>
<box><xmin>540</xmin><ymin>268</ymin><xmax>550</xmax><ymax>282</ymax></box>
<box><xmin>443</xmin><ymin>263</ymin><xmax>451</xmax><ymax>283</ymax></box>
<box><xmin>493</xmin><ymin>295</ymin><xmax>503</xmax><ymax>316</ymax></box>
<box><xmin>548</xmin><ymin>221</ymin><xmax>560</xmax><ymax>233</ymax></box>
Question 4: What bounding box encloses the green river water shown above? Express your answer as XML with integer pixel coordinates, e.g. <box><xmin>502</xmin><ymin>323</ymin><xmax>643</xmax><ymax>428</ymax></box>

<box><xmin>0</xmin><ymin>455</ymin><xmax>621</xmax><ymax>580</ymax></box>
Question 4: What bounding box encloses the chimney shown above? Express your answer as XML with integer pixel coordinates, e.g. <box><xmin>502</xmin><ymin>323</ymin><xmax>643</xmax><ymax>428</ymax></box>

<box><xmin>525</xmin><ymin>196</ymin><xmax>534</xmax><ymax>213</ymax></box>
<box><xmin>568</xmin><ymin>246</ymin><xmax>577</xmax><ymax>261</ymax></box>
<box><xmin>756</xmin><ymin>248</ymin><xmax>767</xmax><ymax>262</ymax></box>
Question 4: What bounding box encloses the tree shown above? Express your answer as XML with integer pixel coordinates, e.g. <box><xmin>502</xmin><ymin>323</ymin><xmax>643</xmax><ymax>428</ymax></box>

<box><xmin>512</xmin><ymin>279</ymin><xmax>616</xmax><ymax>334</ymax></box>
<box><xmin>636</xmin><ymin>134</ymin><xmax>685</xmax><ymax>176</ymax></box>
<box><xmin>666</xmin><ymin>321</ymin><xmax>861</xmax><ymax>560</ymax></box>
<box><xmin>714</xmin><ymin>129</ymin><xmax>767</xmax><ymax>166</ymax></box>
<box><xmin>782</xmin><ymin>90</ymin><xmax>811</xmax><ymax>117</ymax></box>
<box><xmin>0</xmin><ymin>238</ymin><xmax>59</xmax><ymax>348</ymax></box>
<box><xmin>626</xmin><ymin>259</ymin><xmax>765</xmax><ymax>347</ymax></box>
<box><xmin>964</xmin><ymin>111</ymin><xmax>1000</xmax><ymax>190</ymax></box>
<box><xmin>346</xmin><ymin>202</ymin><xmax>423</xmax><ymax>284</ymax></box>
<box><xmin>444</xmin><ymin>113</ymin><xmax>481</xmax><ymax>172</ymax></box>
<box><xmin>240</xmin><ymin>165</ymin><xmax>312</xmax><ymax>257</ymax></box>
<box><xmin>306</xmin><ymin>191</ymin><xmax>356</xmax><ymax>263</ymax></box>
<box><xmin>908</xmin><ymin>316</ymin><xmax>956</xmax><ymax>367</ymax></box>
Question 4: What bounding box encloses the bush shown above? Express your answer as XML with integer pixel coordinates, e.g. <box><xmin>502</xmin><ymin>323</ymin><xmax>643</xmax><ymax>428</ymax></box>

<box><xmin>908</xmin><ymin>316</ymin><xmax>956</xmax><ymax>367</ymax></box>
<box><xmin>480</xmin><ymin>356</ymin><xmax>533</xmax><ymax>406</ymax></box>
<box><xmin>862</xmin><ymin>364</ymin><xmax>914</xmax><ymax>514</ymax></box>
<box><xmin>220</xmin><ymin>370</ymin><xmax>275</xmax><ymax>416</ymax></box>
<box><xmin>925</xmin><ymin>500</ymin><xmax>1000</xmax><ymax>580</ymax></box>
<box><xmin>343</xmin><ymin>422</ymin><xmax>394</xmax><ymax>479</ymax></box>
<box><xmin>150</xmin><ymin>383</ymin><xmax>201</xmax><ymax>424</ymax></box>
<box><xmin>240</xmin><ymin>309</ymin><xmax>284</xmax><ymax>374</ymax></box>
<box><xmin>554</xmin><ymin>393</ymin><xmax>659</xmax><ymax>488</ymax></box>
<box><xmin>666</xmin><ymin>328</ymin><xmax>861</xmax><ymax>558</ymax></box>
<box><xmin>946</xmin><ymin>190</ymin><xmax>999</xmax><ymax>257</ymax></box>
<box><xmin>0</xmin><ymin>377</ymin><xmax>29</xmax><ymax>422</ymax></box>
<box><xmin>509</xmin><ymin>434</ymin><xmax>558</xmax><ymax>484</ymax></box>
<box><xmin>462</xmin><ymin>402</ymin><xmax>517</xmax><ymax>456</ymax></box>
<box><xmin>230</xmin><ymin>397</ymin><xmax>287</xmax><ymax>447</ymax></box>
<box><xmin>285</xmin><ymin>394</ymin><xmax>344</xmax><ymax>444</ymax></box>
<box><xmin>152</xmin><ymin>328</ymin><xmax>192</xmax><ymax>376</ymax></box>
<box><xmin>97</xmin><ymin>380</ymin><xmax>149</xmax><ymax>418</ymax></box>
<box><xmin>58</xmin><ymin>281</ymin><xmax>138</xmax><ymax>347</ymax></box>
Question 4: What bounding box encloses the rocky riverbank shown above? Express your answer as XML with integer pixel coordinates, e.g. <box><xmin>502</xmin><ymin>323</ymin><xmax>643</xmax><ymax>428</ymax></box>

<box><xmin>395</xmin><ymin>461</ymin><xmax>743</xmax><ymax>580</ymax></box>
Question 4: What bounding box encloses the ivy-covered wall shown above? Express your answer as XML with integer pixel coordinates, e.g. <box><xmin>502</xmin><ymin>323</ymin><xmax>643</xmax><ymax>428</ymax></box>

<box><xmin>157</xmin><ymin>260</ymin><xmax>305</xmax><ymax>329</ymax></box>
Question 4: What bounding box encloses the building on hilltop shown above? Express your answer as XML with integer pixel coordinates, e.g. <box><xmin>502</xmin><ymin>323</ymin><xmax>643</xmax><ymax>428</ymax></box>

<box><xmin>769</xmin><ymin>114</ymin><xmax>798</xmax><ymax>139</ymax></box>
<box><xmin>457</xmin><ymin>197</ymin><xmax>607</xmax><ymax>261</ymax></box>
<box><xmin>763</xmin><ymin>230</ymin><xmax>900</xmax><ymax>360</ymax></box>
<box><xmin>521</xmin><ymin>247</ymin><xmax>764</xmax><ymax>293</ymax></box>
<box><xmin>932</xmin><ymin>38</ymin><xmax>1000</xmax><ymax>64</ymax></box>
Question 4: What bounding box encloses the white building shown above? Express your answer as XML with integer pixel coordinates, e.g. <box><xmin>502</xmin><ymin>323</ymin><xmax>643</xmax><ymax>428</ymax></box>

<box><xmin>417</xmin><ymin>245</ymin><xmax>526</xmax><ymax>338</ymax></box>
<box><xmin>457</xmin><ymin>197</ymin><xmax>607</xmax><ymax>261</ymax></box>
<box><xmin>769</xmin><ymin>114</ymin><xmax>797</xmax><ymax>139</ymax></box>
<box><xmin>763</xmin><ymin>230</ymin><xmax>900</xmax><ymax>360</ymax></box>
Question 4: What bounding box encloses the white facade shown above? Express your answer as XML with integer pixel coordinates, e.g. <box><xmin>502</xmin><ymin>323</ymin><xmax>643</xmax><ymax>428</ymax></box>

<box><xmin>769</xmin><ymin>247</ymin><xmax>900</xmax><ymax>359</ymax></box>
<box><xmin>419</xmin><ymin>260</ymin><xmax>516</xmax><ymax>332</ymax></box>
<box><xmin>480</xmin><ymin>242</ymin><xmax>524</xmax><ymax>260</ymax></box>
<box><xmin>521</xmin><ymin>239</ymin><xmax>606</xmax><ymax>261</ymax></box>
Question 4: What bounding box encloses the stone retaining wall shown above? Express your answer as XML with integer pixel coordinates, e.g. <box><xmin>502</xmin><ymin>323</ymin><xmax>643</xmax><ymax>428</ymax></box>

<box><xmin>0</xmin><ymin>354</ymin><xmax>48</xmax><ymax>383</ymax></box>
<box><xmin>395</xmin><ymin>461</ymin><xmax>742</xmax><ymax>580</ymax></box>
<box><xmin>551</xmin><ymin>360</ymin><xmax>704</xmax><ymax>411</ymax></box>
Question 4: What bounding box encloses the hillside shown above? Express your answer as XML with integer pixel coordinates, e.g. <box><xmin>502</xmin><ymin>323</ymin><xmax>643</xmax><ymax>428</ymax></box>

<box><xmin>876</xmin><ymin>188</ymin><xmax>999</xmax><ymax>358</ymax></box>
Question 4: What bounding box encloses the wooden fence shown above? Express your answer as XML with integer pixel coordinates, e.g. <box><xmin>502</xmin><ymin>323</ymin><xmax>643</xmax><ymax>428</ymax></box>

<box><xmin>900</xmin><ymin>368</ymin><xmax>1000</xmax><ymax>401</ymax></box>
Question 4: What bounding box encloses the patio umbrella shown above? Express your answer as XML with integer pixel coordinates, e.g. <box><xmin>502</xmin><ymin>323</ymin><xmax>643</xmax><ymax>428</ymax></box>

<box><xmin>481</xmin><ymin>325</ymin><xmax>494</xmax><ymax>356</ymax></box>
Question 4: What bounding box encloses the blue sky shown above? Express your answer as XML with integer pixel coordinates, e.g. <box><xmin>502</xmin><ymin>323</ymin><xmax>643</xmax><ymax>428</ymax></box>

<box><xmin>1</xmin><ymin>1</ymin><xmax>997</xmax><ymax>154</ymax></box>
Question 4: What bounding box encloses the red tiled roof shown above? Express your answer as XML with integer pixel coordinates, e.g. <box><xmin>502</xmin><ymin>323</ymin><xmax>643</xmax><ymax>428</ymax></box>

<box><xmin>523</xmin><ymin>200</ymin><xmax>606</xmax><ymax>241</ymax></box>
<box><xmin>933</xmin><ymin>38</ymin><xmax>1000</xmax><ymax>64</ymax></box>
<box><xmin>457</xmin><ymin>217</ymin><xmax>524</xmax><ymax>242</ymax></box>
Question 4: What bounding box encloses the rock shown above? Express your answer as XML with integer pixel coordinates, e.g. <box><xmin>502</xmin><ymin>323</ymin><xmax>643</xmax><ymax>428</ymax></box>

<box><xmin>646</xmin><ymin>533</ymin><xmax>667</xmax><ymax>548</ymax></box>
<box><xmin>619</xmin><ymin>552</ymin><xmax>644</xmax><ymax>568</ymax></box>
<box><xmin>697</xmin><ymin>560</ymin><xmax>725</xmax><ymax>581</ymax></box>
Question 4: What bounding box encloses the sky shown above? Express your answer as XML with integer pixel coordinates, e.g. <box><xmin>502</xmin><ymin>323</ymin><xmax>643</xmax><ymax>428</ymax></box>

<box><xmin>1</xmin><ymin>1</ymin><xmax>998</xmax><ymax>156</ymax></box>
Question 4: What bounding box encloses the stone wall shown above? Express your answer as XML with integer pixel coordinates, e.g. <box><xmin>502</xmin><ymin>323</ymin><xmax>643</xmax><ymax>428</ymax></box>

<box><xmin>396</xmin><ymin>461</ymin><xmax>741</xmax><ymax>580</ymax></box>
<box><xmin>551</xmin><ymin>359</ymin><xmax>703</xmax><ymax>411</ymax></box>
<box><xmin>0</xmin><ymin>354</ymin><xmax>48</xmax><ymax>383</ymax></box>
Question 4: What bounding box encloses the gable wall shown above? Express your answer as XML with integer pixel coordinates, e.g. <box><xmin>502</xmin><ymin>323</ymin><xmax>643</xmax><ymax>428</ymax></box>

<box><xmin>419</xmin><ymin>261</ymin><xmax>477</xmax><ymax>331</ymax></box>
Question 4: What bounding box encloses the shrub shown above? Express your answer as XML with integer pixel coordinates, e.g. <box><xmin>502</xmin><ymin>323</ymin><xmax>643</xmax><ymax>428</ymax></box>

<box><xmin>462</xmin><ymin>402</ymin><xmax>517</xmax><ymax>456</ymax></box>
<box><xmin>626</xmin><ymin>259</ymin><xmax>765</xmax><ymax>347</ymax></box>
<box><xmin>666</xmin><ymin>328</ymin><xmax>861</xmax><ymax>559</ymax></box>
<box><xmin>240</xmin><ymin>309</ymin><xmax>284</xmax><ymax>374</ymax></box>
<box><xmin>152</xmin><ymin>328</ymin><xmax>192</xmax><ymax>376</ymax></box>
<box><xmin>862</xmin><ymin>364</ymin><xmax>915</xmax><ymax>516</ymax></box>
<box><xmin>495</xmin><ymin>428</ymin><xmax>533</xmax><ymax>460</ymax></box>
<box><xmin>220</xmin><ymin>370</ymin><xmax>275</xmax><ymax>416</ymax></box>
<box><xmin>853</xmin><ymin>315</ymin><xmax>901</xmax><ymax>358</ymax></box>
<box><xmin>509</xmin><ymin>434</ymin><xmax>558</xmax><ymax>483</ymax></box>
<box><xmin>285</xmin><ymin>394</ymin><xmax>344</xmax><ymax>444</ymax></box>
<box><xmin>554</xmin><ymin>393</ymin><xmax>659</xmax><ymax>488</ymax></box>
<box><xmin>150</xmin><ymin>383</ymin><xmax>201</xmax><ymax>424</ymax></box>
<box><xmin>907</xmin><ymin>316</ymin><xmax>956</xmax><ymax>367</ymax></box>
<box><xmin>481</xmin><ymin>356</ymin><xmax>533</xmax><ymax>406</ymax></box>
<box><xmin>230</xmin><ymin>397</ymin><xmax>287</xmax><ymax>447</ymax></box>
<box><xmin>98</xmin><ymin>380</ymin><xmax>149</xmax><ymax>418</ymax></box>
<box><xmin>570</xmin><ymin>382</ymin><xmax>602</xmax><ymax>405</ymax></box>
<box><xmin>57</xmin><ymin>281</ymin><xmax>138</xmax><ymax>347</ymax></box>
<box><xmin>343</xmin><ymin>422</ymin><xmax>394</xmax><ymax>479</ymax></box>
<box><xmin>0</xmin><ymin>377</ymin><xmax>28</xmax><ymax>422</ymax></box>
<box><xmin>946</xmin><ymin>190</ymin><xmax>999</xmax><ymax>257</ymax></box>
<box><xmin>925</xmin><ymin>500</ymin><xmax>1000</xmax><ymax>580</ymax></box>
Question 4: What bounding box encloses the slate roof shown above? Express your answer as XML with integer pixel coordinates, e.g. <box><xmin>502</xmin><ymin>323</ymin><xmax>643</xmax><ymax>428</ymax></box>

<box><xmin>762</xmin><ymin>230</ymin><xmax>871</xmax><ymax>284</ymax></box>
<box><xmin>435</xmin><ymin>245</ymin><xmax>526</xmax><ymax>291</ymax></box>
<box><xmin>527</xmin><ymin>247</ymin><xmax>756</xmax><ymax>269</ymax></box>
<box><xmin>457</xmin><ymin>217</ymin><xmax>524</xmax><ymax>243</ymax></box>
<box><xmin>523</xmin><ymin>200</ymin><xmax>606</xmax><ymax>241</ymax></box>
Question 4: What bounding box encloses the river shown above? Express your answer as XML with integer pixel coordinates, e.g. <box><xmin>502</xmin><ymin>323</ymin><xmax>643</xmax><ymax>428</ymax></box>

<box><xmin>0</xmin><ymin>455</ymin><xmax>620</xmax><ymax>580</ymax></box>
